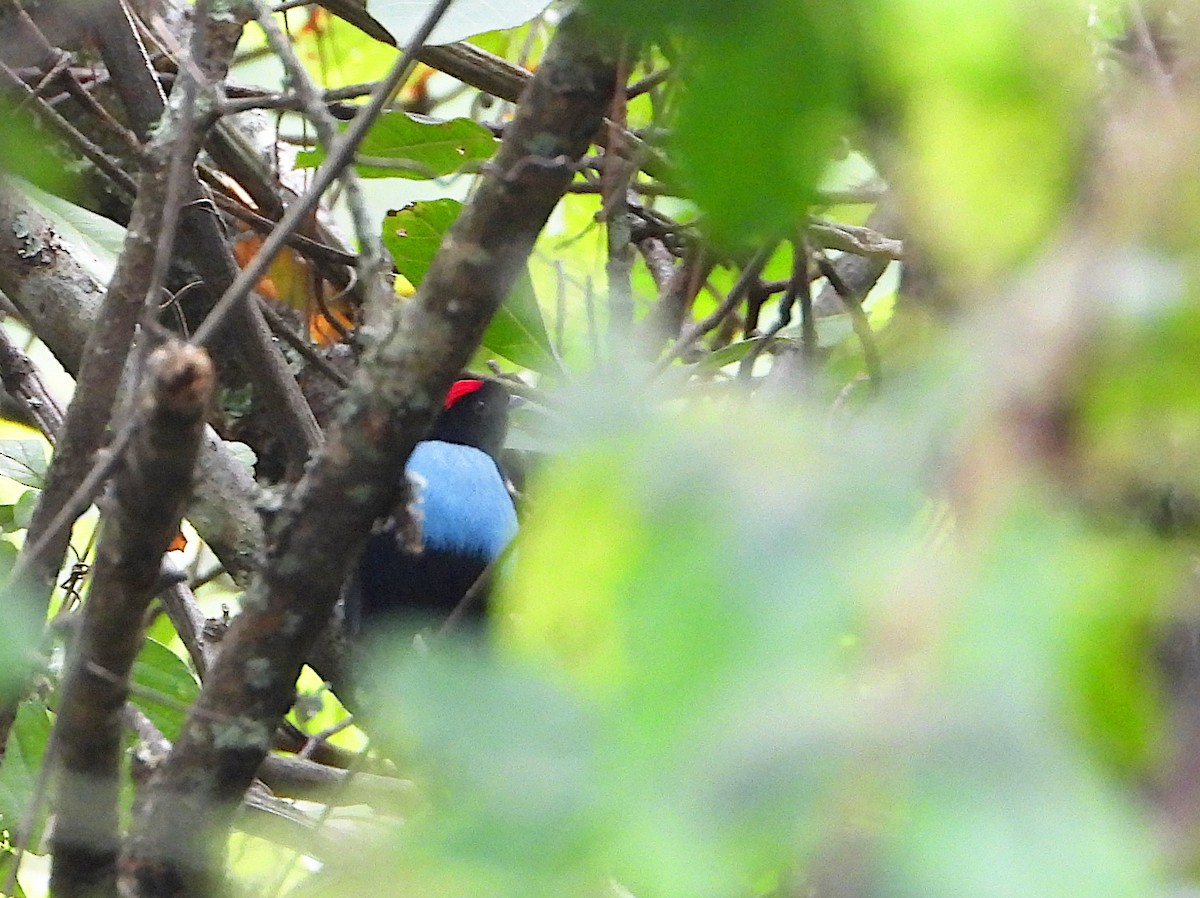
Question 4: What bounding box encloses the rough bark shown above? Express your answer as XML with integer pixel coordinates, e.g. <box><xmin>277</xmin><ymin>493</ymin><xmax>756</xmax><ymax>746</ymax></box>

<box><xmin>51</xmin><ymin>342</ymin><xmax>212</xmax><ymax>898</ymax></box>
<box><xmin>120</xmin><ymin>11</ymin><xmax>620</xmax><ymax>897</ymax></box>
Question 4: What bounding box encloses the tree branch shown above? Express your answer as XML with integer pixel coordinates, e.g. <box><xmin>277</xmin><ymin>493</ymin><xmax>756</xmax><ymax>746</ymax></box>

<box><xmin>94</xmin><ymin>0</ymin><xmax>325</xmax><ymax>478</ymax></box>
<box><xmin>121</xmin><ymin>11</ymin><xmax>619</xmax><ymax>896</ymax></box>
<box><xmin>0</xmin><ymin>179</ymin><xmax>263</xmax><ymax>589</ymax></box>
<box><xmin>0</xmin><ymin>325</ymin><xmax>65</xmax><ymax>440</ymax></box>
<box><xmin>51</xmin><ymin>342</ymin><xmax>212</xmax><ymax>898</ymax></box>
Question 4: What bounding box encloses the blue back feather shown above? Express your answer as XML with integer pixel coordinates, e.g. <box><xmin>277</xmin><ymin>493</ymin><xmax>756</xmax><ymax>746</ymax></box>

<box><xmin>406</xmin><ymin>440</ymin><xmax>517</xmax><ymax>559</ymax></box>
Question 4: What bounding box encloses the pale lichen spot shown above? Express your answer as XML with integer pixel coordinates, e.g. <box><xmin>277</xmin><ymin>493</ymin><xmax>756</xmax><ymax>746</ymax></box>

<box><xmin>245</xmin><ymin>657</ymin><xmax>274</xmax><ymax>689</ymax></box>
<box><xmin>282</xmin><ymin>611</ymin><xmax>304</xmax><ymax>636</ymax></box>
<box><xmin>210</xmin><ymin>717</ymin><xmax>273</xmax><ymax>751</ymax></box>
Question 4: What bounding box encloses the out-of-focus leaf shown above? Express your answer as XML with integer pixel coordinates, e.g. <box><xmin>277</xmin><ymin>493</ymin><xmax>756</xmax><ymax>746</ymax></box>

<box><xmin>383</xmin><ymin>200</ymin><xmax>561</xmax><ymax>373</ymax></box>
<box><xmin>12</xmin><ymin>490</ymin><xmax>35</xmax><ymax>530</ymax></box>
<box><xmin>279</xmin><ymin>12</ymin><xmax>400</xmax><ymax>88</ymax></box>
<box><xmin>353</xmin><ymin>376</ymin><xmax>1166</xmax><ymax>898</ymax></box>
<box><xmin>313</xmin><ymin>0</ymin><xmax>395</xmax><ymax>44</ymax></box>
<box><xmin>0</xmin><ymin>701</ymin><xmax>51</xmax><ymax>848</ymax></box>
<box><xmin>877</xmin><ymin>503</ymin><xmax>1166</xmax><ymax>898</ymax></box>
<box><xmin>492</xmin><ymin>397</ymin><xmax>928</xmax><ymax>895</ymax></box>
<box><xmin>0</xmin><ymin>103</ymin><xmax>79</xmax><ymax>198</ymax></box>
<box><xmin>369</xmin><ymin>647</ymin><xmax>604</xmax><ymax>882</ymax></box>
<box><xmin>1078</xmin><ymin>301</ymin><xmax>1200</xmax><ymax>502</ymax></box>
<box><xmin>589</xmin><ymin>0</ymin><xmax>851</xmax><ymax>246</ymax></box>
<box><xmin>131</xmin><ymin>639</ymin><xmax>200</xmax><ymax>742</ymax></box>
<box><xmin>0</xmin><ymin>440</ymin><xmax>47</xmax><ymax>489</ymax></box>
<box><xmin>859</xmin><ymin>0</ymin><xmax>1089</xmax><ymax>281</ymax></box>
<box><xmin>888</xmin><ymin>720</ymin><xmax>1157</xmax><ymax>898</ymax></box>
<box><xmin>297</xmin><ymin>113</ymin><xmax>497</xmax><ymax>180</ymax></box>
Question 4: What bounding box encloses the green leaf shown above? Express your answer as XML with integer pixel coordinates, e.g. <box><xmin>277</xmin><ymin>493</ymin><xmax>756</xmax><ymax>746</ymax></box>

<box><xmin>691</xmin><ymin>337</ymin><xmax>764</xmax><ymax>372</ymax></box>
<box><xmin>0</xmin><ymin>542</ymin><xmax>14</xmax><ymax>579</ymax></box>
<box><xmin>383</xmin><ymin>200</ymin><xmax>561</xmax><ymax>374</ymax></box>
<box><xmin>0</xmin><ymin>851</ymin><xmax>28</xmax><ymax>898</ymax></box>
<box><xmin>480</xmin><ymin>270</ymin><xmax>562</xmax><ymax>375</ymax></box>
<box><xmin>131</xmin><ymin>639</ymin><xmax>200</xmax><ymax>742</ymax></box>
<box><xmin>382</xmin><ymin>199</ymin><xmax>463</xmax><ymax>287</ymax></box>
<box><xmin>0</xmin><ymin>701</ymin><xmax>51</xmax><ymax>846</ymax></box>
<box><xmin>0</xmin><ymin>99</ymin><xmax>80</xmax><ymax>199</ymax></box>
<box><xmin>0</xmin><ymin>504</ymin><xmax>15</xmax><ymax>533</ymax></box>
<box><xmin>296</xmin><ymin>113</ymin><xmax>497</xmax><ymax>180</ymax></box>
<box><xmin>591</xmin><ymin>0</ymin><xmax>850</xmax><ymax>245</ymax></box>
<box><xmin>0</xmin><ymin>440</ymin><xmax>46</xmax><ymax>489</ymax></box>
<box><xmin>12</xmin><ymin>490</ymin><xmax>36</xmax><ymax>531</ymax></box>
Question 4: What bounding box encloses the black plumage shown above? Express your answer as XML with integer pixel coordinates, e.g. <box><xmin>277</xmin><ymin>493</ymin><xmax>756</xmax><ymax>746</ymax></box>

<box><xmin>347</xmin><ymin>379</ymin><xmax>517</xmax><ymax>633</ymax></box>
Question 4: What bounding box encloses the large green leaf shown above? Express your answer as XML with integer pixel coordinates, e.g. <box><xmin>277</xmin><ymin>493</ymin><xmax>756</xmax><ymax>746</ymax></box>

<box><xmin>589</xmin><ymin>0</ymin><xmax>852</xmax><ymax>246</ymax></box>
<box><xmin>0</xmin><ymin>701</ymin><xmax>50</xmax><ymax>847</ymax></box>
<box><xmin>296</xmin><ymin>113</ymin><xmax>497</xmax><ymax>180</ymax></box>
<box><xmin>0</xmin><ymin>440</ymin><xmax>46</xmax><ymax>490</ymax></box>
<box><xmin>382</xmin><ymin>200</ymin><xmax>561</xmax><ymax>374</ymax></box>
<box><xmin>12</xmin><ymin>178</ymin><xmax>125</xmax><ymax>284</ymax></box>
<box><xmin>382</xmin><ymin>199</ymin><xmax>463</xmax><ymax>287</ymax></box>
<box><xmin>477</xmin><ymin>269</ymin><xmax>561</xmax><ymax>375</ymax></box>
<box><xmin>131</xmin><ymin>638</ymin><xmax>200</xmax><ymax>742</ymax></box>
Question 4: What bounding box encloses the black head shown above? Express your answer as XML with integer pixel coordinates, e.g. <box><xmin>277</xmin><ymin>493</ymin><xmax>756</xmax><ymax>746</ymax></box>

<box><xmin>428</xmin><ymin>379</ymin><xmax>510</xmax><ymax>458</ymax></box>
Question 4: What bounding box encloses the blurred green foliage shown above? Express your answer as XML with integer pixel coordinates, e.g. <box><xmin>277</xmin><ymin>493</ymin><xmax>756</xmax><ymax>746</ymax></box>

<box><xmin>249</xmin><ymin>1</ymin><xmax>1200</xmax><ymax>894</ymax></box>
<box><xmin>7</xmin><ymin>0</ymin><xmax>1200</xmax><ymax>895</ymax></box>
<box><xmin>340</xmin><ymin>375</ymin><xmax>1175</xmax><ymax>898</ymax></box>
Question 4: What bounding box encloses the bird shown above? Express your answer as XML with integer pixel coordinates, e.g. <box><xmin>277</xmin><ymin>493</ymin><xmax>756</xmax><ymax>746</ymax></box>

<box><xmin>346</xmin><ymin>378</ymin><xmax>518</xmax><ymax>635</ymax></box>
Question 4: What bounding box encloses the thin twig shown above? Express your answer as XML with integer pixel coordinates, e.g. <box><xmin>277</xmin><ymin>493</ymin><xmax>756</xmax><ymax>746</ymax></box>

<box><xmin>438</xmin><ymin>538</ymin><xmax>516</xmax><ymax>636</ymax></box>
<box><xmin>190</xmin><ymin>0</ymin><xmax>449</xmax><ymax>348</ymax></box>
<box><xmin>1127</xmin><ymin>0</ymin><xmax>1175</xmax><ymax>98</ymax></box>
<box><xmin>256</xmin><ymin>298</ymin><xmax>350</xmax><ymax>389</ymax></box>
<box><xmin>655</xmin><ymin>241</ymin><xmax>778</xmax><ymax>374</ymax></box>
<box><xmin>737</xmin><ymin>237</ymin><xmax>815</xmax><ymax>382</ymax></box>
<box><xmin>0</xmin><ymin>326</ymin><xmax>65</xmax><ymax>440</ymax></box>
<box><xmin>815</xmin><ymin>253</ymin><xmax>881</xmax><ymax>389</ymax></box>
<box><xmin>251</xmin><ymin>1</ymin><xmax>377</xmax><ymax>265</ymax></box>
<box><xmin>0</xmin><ymin>60</ymin><xmax>139</xmax><ymax>202</ymax></box>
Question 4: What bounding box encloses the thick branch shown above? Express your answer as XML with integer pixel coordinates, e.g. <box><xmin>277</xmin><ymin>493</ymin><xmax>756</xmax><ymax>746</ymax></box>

<box><xmin>0</xmin><ymin>325</ymin><xmax>66</xmax><ymax>440</ymax></box>
<box><xmin>51</xmin><ymin>342</ymin><xmax>212</xmax><ymax>898</ymax></box>
<box><xmin>0</xmin><ymin>181</ymin><xmax>263</xmax><ymax>583</ymax></box>
<box><xmin>121</xmin><ymin>11</ymin><xmax>619</xmax><ymax>897</ymax></box>
<box><xmin>16</xmin><ymin>0</ymin><xmax>218</xmax><ymax>604</ymax></box>
<box><xmin>95</xmin><ymin>0</ymin><xmax>324</xmax><ymax>478</ymax></box>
